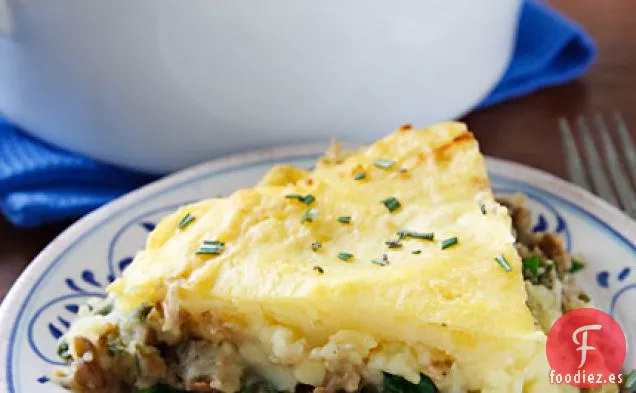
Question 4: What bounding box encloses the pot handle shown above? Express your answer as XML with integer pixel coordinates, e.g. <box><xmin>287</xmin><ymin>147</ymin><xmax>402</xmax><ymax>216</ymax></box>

<box><xmin>0</xmin><ymin>0</ymin><xmax>12</xmax><ymax>36</ymax></box>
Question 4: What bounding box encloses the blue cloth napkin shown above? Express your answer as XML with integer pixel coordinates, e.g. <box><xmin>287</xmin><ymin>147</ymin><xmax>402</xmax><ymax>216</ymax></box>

<box><xmin>0</xmin><ymin>0</ymin><xmax>596</xmax><ymax>227</ymax></box>
<box><xmin>480</xmin><ymin>0</ymin><xmax>596</xmax><ymax>107</ymax></box>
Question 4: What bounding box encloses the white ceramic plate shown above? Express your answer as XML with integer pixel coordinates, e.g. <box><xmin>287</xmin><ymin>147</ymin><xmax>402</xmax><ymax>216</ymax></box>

<box><xmin>0</xmin><ymin>144</ymin><xmax>634</xmax><ymax>393</ymax></box>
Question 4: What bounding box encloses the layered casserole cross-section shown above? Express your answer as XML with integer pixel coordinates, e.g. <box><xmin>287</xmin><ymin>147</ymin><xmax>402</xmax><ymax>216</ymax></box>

<box><xmin>56</xmin><ymin>123</ymin><xmax>583</xmax><ymax>393</ymax></box>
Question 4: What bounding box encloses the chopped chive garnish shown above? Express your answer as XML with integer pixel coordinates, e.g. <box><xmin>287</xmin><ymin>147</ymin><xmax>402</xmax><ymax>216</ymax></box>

<box><xmin>382</xmin><ymin>197</ymin><xmax>401</xmax><ymax>212</ymax></box>
<box><xmin>385</xmin><ymin>240</ymin><xmax>402</xmax><ymax>249</ymax></box>
<box><xmin>301</xmin><ymin>208</ymin><xmax>319</xmax><ymax>224</ymax></box>
<box><xmin>313</xmin><ymin>266</ymin><xmax>325</xmax><ymax>274</ymax></box>
<box><xmin>203</xmin><ymin>240</ymin><xmax>225</xmax><ymax>246</ymax></box>
<box><xmin>373</xmin><ymin>159</ymin><xmax>396</xmax><ymax>169</ymax></box>
<box><xmin>354</xmin><ymin>172</ymin><xmax>366</xmax><ymax>181</ymax></box>
<box><xmin>625</xmin><ymin>369</ymin><xmax>636</xmax><ymax>389</ymax></box>
<box><xmin>337</xmin><ymin>216</ymin><xmax>352</xmax><ymax>224</ymax></box>
<box><xmin>495</xmin><ymin>254</ymin><xmax>513</xmax><ymax>272</ymax></box>
<box><xmin>178</xmin><ymin>213</ymin><xmax>196</xmax><ymax>230</ymax></box>
<box><xmin>196</xmin><ymin>247</ymin><xmax>223</xmax><ymax>255</ymax></box>
<box><xmin>286</xmin><ymin>194</ymin><xmax>316</xmax><ymax>205</ymax></box>
<box><xmin>397</xmin><ymin>230</ymin><xmax>434</xmax><ymax>241</ymax></box>
<box><xmin>440</xmin><ymin>237</ymin><xmax>458</xmax><ymax>250</ymax></box>
<box><xmin>371</xmin><ymin>257</ymin><xmax>389</xmax><ymax>266</ymax></box>
<box><xmin>196</xmin><ymin>240</ymin><xmax>225</xmax><ymax>255</ymax></box>
<box><xmin>311</xmin><ymin>241</ymin><xmax>322</xmax><ymax>252</ymax></box>
<box><xmin>371</xmin><ymin>254</ymin><xmax>389</xmax><ymax>266</ymax></box>
<box><xmin>522</xmin><ymin>255</ymin><xmax>540</xmax><ymax>277</ymax></box>
<box><xmin>302</xmin><ymin>195</ymin><xmax>316</xmax><ymax>205</ymax></box>
<box><xmin>201</xmin><ymin>242</ymin><xmax>224</xmax><ymax>248</ymax></box>
<box><xmin>480</xmin><ymin>203</ymin><xmax>487</xmax><ymax>215</ymax></box>
<box><xmin>412</xmin><ymin>250</ymin><xmax>422</xmax><ymax>254</ymax></box>
<box><xmin>568</xmin><ymin>258</ymin><xmax>585</xmax><ymax>274</ymax></box>
<box><xmin>337</xmin><ymin>252</ymin><xmax>354</xmax><ymax>261</ymax></box>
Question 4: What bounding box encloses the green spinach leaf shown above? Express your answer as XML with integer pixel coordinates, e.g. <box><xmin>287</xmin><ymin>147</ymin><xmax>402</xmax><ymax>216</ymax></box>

<box><xmin>383</xmin><ymin>373</ymin><xmax>438</xmax><ymax>393</ymax></box>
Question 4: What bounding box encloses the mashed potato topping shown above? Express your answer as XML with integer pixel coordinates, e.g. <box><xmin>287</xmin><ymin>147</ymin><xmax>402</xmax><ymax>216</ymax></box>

<box><xmin>54</xmin><ymin>123</ymin><xmax>616</xmax><ymax>393</ymax></box>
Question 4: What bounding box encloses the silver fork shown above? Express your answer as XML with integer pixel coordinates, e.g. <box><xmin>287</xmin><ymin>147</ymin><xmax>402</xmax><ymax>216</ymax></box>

<box><xmin>559</xmin><ymin>111</ymin><xmax>636</xmax><ymax>218</ymax></box>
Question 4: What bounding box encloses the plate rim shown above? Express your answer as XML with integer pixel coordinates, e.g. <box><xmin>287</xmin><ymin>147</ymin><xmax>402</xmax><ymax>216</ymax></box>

<box><xmin>0</xmin><ymin>143</ymin><xmax>634</xmax><ymax>390</ymax></box>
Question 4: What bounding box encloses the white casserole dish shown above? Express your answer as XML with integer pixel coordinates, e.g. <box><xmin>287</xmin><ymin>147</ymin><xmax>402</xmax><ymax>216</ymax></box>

<box><xmin>0</xmin><ymin>0</ymin><xmax>522</xmax><ymax>173</ymax></box>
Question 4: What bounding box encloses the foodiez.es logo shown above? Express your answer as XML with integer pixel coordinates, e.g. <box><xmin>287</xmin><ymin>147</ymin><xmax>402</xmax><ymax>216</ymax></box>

<box><xmin>546</xmin><ymin>308</ymin><xmax>626</xmax><ymax>388</ymax></box>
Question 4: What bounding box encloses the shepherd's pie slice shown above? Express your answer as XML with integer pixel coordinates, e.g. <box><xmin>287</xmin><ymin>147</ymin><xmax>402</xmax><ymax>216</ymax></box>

<box><xmin>55</xmin><ymin>122</ymin><xmax>570</xmax><ymax>393</ymax></box>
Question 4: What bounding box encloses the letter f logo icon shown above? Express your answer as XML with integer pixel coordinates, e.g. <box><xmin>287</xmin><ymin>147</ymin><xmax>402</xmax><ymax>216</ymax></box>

<box><xmin>572</xmin><ymin>324</ymin><xmax>602</xmax><ymax>369</ymax></box>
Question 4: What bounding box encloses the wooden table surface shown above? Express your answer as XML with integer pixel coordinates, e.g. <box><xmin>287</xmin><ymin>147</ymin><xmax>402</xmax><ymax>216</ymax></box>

<box><xmin>1</xmin><ymin>0</ymin><xmax>635</xmax><ymax>301</ymax></box>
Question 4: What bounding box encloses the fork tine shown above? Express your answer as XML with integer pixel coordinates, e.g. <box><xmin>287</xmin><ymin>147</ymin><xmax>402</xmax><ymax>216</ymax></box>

<box><xmin>577</xmin><ymin>115</ymin><xmax>620</xmax><ymax>205</ymax></box>
<box><xmin>559</xmin><ymin>117</ymin><xmax>591</xmax><ymax>189</ymax></box>
<box><xmin>595</xmin><ymin>114</ymin><xmax>636</xmax><ymax>217</ymax></box>
<box><xmin>612</xmin><ymin>111</ymin><xmax>636</xmax><ymax>185</ymax></box>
